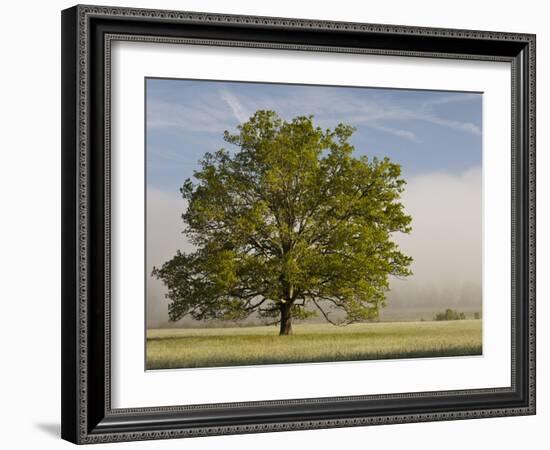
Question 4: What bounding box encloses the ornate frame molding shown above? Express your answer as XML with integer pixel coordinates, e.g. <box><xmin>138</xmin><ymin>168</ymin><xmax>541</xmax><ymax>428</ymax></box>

<box><xmin>61</xmin><ymin>5</ymin><xmax>536</xmax><ymax>444</ymax></box>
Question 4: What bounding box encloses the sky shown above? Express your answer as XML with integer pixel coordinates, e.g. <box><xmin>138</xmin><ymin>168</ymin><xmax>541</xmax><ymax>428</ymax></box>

<box><xmin>145</xmin><ymin>78</ymin><xmax>482</xmax><ymax>328</ymax></box>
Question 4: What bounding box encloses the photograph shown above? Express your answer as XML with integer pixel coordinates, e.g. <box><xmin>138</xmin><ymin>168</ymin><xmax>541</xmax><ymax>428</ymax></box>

<box><xmin>145</xmin><ymin>78</ymin><xmax>483</xmax><ymax>370</ymax></box>
<box><xmin>57</xmin><ymin>3</ymin><xmax>536</xmax><ymax>444</ymax></box>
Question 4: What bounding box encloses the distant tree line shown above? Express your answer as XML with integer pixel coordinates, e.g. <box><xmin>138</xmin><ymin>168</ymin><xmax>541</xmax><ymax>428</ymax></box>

<box><xmin>432</xmin><ymin>309</ymin><xmax>482</xmax><ymax>321</ymax></box>
<box><xmin>433</xmin><ymin>308</ymin><xmax>466</xmax><ymax>321</ymax></box>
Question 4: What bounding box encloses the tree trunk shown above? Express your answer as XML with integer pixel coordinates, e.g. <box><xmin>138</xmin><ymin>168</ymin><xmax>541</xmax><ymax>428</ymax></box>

<box><xmin>279</xmin><ymin>303</ymin><xmax>293</xmax><ymax>336</ymax></box>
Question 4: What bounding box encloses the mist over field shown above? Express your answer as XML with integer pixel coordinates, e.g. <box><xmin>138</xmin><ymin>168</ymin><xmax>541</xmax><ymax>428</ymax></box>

<box><xmin>146</xmin><ymin>166</ymin><xmax>482</xmax><ymax>328</ymax></box>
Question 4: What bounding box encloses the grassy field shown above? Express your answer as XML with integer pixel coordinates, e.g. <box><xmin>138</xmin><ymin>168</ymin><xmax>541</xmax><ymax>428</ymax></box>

<box><xmin>146</xmin><ymin>320</ymin><xmax>482</xmax><ymax>370</ymax></box>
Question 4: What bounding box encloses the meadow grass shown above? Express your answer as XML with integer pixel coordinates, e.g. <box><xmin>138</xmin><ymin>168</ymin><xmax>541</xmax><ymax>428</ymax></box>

<box><xmin>146</xmin><ymin>320</ymin><xmax>482</xmax><ymax>369</ymax></box>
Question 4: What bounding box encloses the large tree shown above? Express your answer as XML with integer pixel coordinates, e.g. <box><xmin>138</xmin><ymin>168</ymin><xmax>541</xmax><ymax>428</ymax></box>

<box><xmin>153</xmin><ymin>110</ymin><xmax>412</xmax><ymax>335</ymax></box>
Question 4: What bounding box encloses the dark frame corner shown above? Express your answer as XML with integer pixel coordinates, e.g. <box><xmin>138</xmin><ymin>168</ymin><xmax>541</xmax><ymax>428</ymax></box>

<box><xmin>61</xmin><ymin>4</ymin><xmax>535</xmax><ymax>444</ymax></box>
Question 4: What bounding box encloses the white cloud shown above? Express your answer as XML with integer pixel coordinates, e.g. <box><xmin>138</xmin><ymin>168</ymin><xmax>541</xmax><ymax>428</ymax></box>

<box><xmin>417</xmin><ymin>115</ymin><xmax>481</xmax><ymax>135</ymax></box>
<box><xmin>147</xmin><ymin>97</ymin><xmax>237</xmax><ymax>133</ymax></box>
<box><xmin>148</xmin><ymin>86</ymin><xmax>481</xmax><ymax>143</ymax></box>
<box><xmin>365</xmin><ymin>122</ymin><xmax>421</xmax><ymax>143</ymax></box>
<box><xmin>146</xmin><ymin>188</ymin><xmax>194</xmax><ymax>327</ymax></box>
<box><xmin>393</xmin><ymin>166</ymin><xmax>482</xmax><ymax>285</ymax></box>
<box><xmin>341</xmin><ymin>96</ymin><xmax>482</xmax><ymax>137</ymax></box>
<box><xmin>220</xmin><ymin>89</ymin><xmax>249</xmax><ymax>123</ymax></box>
<box><xmin>386</xmin><ymin>166</ymin><xmax>482</xmax><ymax>313</ymax></box>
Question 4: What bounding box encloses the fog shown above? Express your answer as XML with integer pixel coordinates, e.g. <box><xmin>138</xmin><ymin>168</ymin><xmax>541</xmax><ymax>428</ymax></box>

<box><xmin>146</xmin><ymin>167</ymin><xmax>482</xmax><ymax>328</ymax></box>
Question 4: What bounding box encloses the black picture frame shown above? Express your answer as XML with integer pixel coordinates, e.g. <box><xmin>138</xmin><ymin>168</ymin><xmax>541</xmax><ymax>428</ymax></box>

<box><xmin>61</xmin><ymin>4</ymin><xmax>536</xmax><ymax>444</ymax></box>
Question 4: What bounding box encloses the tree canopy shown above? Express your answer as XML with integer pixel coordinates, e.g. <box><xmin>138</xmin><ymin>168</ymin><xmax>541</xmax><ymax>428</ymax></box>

<box><xmin>153</xmin><ymin>110</ymin><xmax>413</xmax><ymax>335</ymax></box>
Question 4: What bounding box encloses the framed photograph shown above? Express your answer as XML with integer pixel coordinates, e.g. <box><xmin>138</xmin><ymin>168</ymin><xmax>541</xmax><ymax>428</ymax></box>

<box><xmin>61</xmin><ymin>4</ymin><xmax>536</xmax><ymax>444</ymax></box>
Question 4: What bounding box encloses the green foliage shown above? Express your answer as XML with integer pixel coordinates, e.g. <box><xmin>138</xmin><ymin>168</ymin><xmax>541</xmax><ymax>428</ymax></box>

<box><xmin>153</xmin><ymin>110</ymin><xmax>413</xmax><ymax>333</ymax></box>
<box><xmin>434</xmin><ymin>308</ymin><xmax>467</xmax><ymax>321</ymax></box>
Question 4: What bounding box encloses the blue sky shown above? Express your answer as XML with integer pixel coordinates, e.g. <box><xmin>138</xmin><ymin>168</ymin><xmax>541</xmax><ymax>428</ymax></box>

<box><xmin>146</xmin><ymin>78</ymin><xmax>482</xmax><ymax>194</ymax></box>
